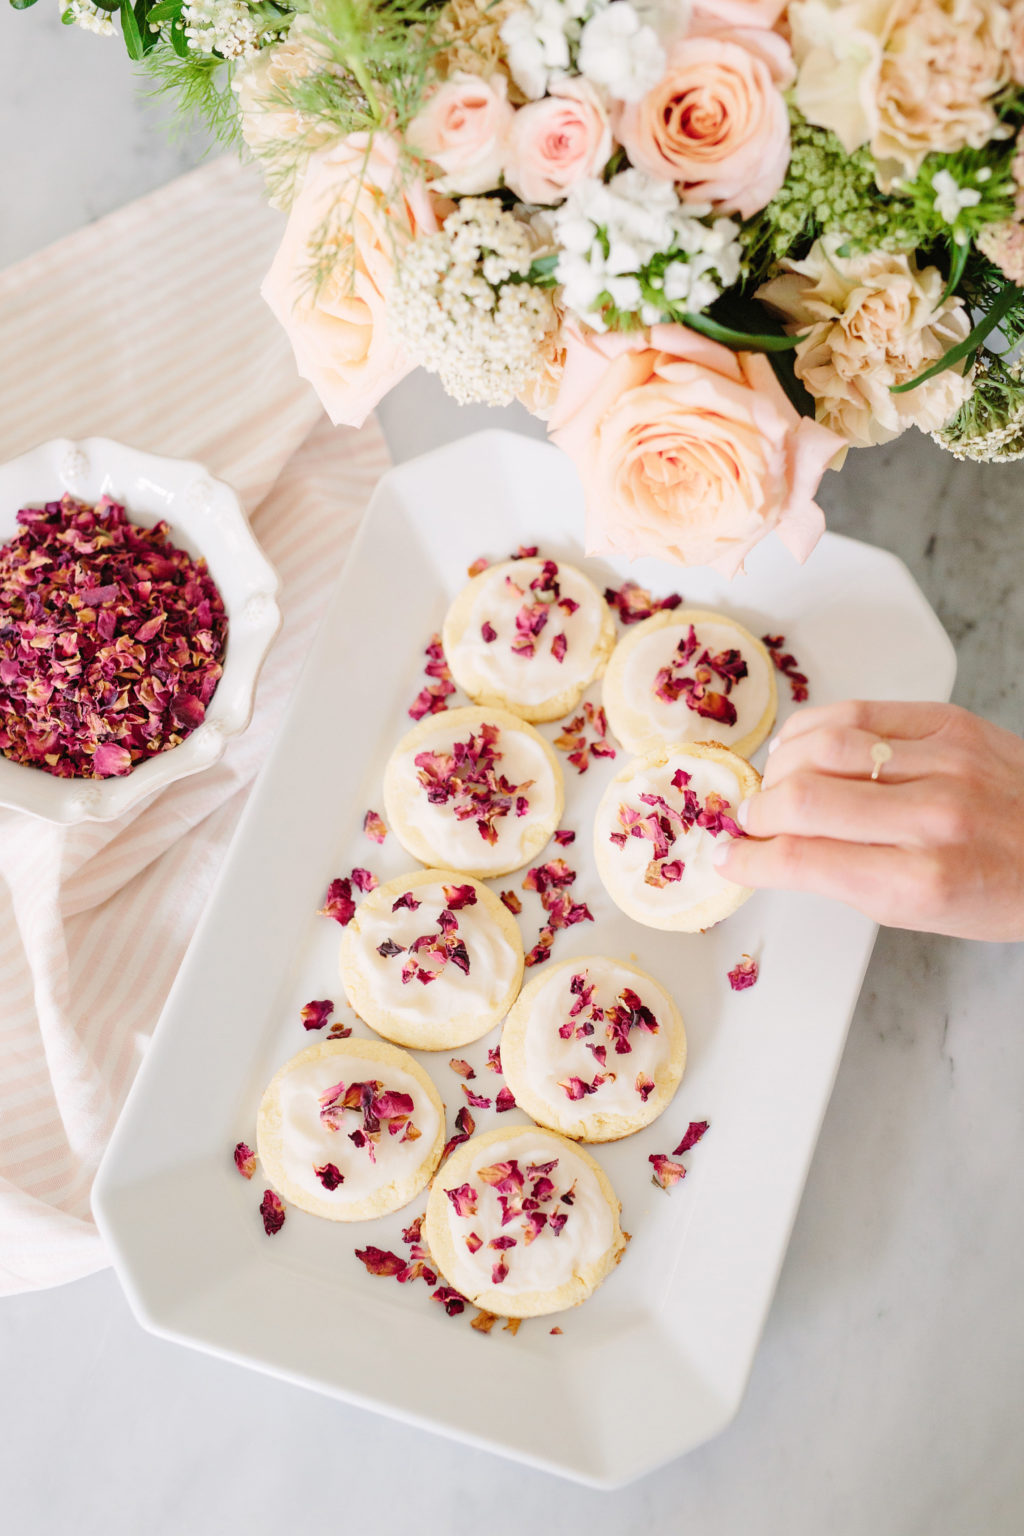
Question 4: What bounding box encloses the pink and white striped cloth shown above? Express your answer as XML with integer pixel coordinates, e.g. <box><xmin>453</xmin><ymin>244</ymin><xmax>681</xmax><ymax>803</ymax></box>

<box><xmin>0</xmin><ymin>157</ymin><xmax>390</xmax><ymax>1294</ymax></box>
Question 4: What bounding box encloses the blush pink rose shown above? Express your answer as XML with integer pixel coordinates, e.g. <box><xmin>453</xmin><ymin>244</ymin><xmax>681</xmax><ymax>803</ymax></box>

<box><xmin>504</xmin><ymin>78</ymin><xmax>613</xmax><ymax>205</ymax></box>
<box><xmin>407</xmin><ymin>73</ymin><xmax>515</xmax><ymax>195</ymax></box>
<box><xmin>261</xmin><ymin>133</ymin><xmax>439</xmax><ymax>428</ymax></box>
<box><xmin>614</xmin><ymin>24</ymin><xmax>794</xmax><ymax>217</ymax></box>
<box><xmin>547</xmin><ymin>323</ymin><xmax>844</xmax><ymax>577</ymax></box>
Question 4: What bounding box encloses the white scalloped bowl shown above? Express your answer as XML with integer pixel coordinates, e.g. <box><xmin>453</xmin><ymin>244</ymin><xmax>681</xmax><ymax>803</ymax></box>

<box><xmin>0</xmin><ymin>438</ymin><xmax>281</xmax><ymax>824</ymax></box>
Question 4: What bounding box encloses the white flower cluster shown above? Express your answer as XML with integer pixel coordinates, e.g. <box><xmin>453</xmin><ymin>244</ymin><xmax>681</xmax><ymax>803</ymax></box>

<box><xmin>183</xmin><ymin>0</ymin><xmax>269</xmax><ymax>59</ymax></box>
<box><xmin>553</xmin><ymin>170</ymin><xmax>743</xmax><ymax>328</ymax></box>
<box><xmin>501</xmin><ymin>0</ymin><xmax>664</xmax><ymax>102</ymax></box>
<box><xmin>391</xmin><ymin>199</ymin><xmax>558</xmax><ymax>407</ymax></box>
<box><xmin>63</xmin><ymin>0</ymin><xmax>115</xmax><ymax>37</ymax></box>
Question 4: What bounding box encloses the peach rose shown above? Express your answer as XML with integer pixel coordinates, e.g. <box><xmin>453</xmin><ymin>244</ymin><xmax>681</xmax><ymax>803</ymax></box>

<box><xmin>692</xmin><ymin>0</ymin><xmax>788</xmax><ymax>23</ymax></box>
<box><xmin>261</xmin><ymin>134</ymin><xmax>439</xmax><ymax>428</ymax></box>
<box><xmin>407</xmin><ymin>73</ymin><xmax>515</xmax><ymax>195</ymax></box>
<box><xmin>613</xmin><ymin>24</ymin><xmax>794</xmax><ymax>218</ymax></box>
<box><xmin>503</xmin><ymin>79</ymin><xmax>613</xmax><ymax>205</ymax></box>
<box><xmin>547</xmin><ymin>323</ymin><xmax>843</xmax><ymax>576</ymax></box>
<box><xmin>756</xmin><ymin>238</ymin><xmax>974</xmax><ymax>447</ymax></box>
<box><xmin>1012</xmin><ymin>0</ymin><xmax>1024</xmax><ymax>82</ymax></box>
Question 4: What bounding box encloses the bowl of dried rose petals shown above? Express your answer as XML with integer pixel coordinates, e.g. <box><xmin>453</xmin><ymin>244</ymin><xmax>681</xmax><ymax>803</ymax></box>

<box><xmin>0</xmin><ymin>437</ymin><xmax>281</xmax><ymax>823</ymax></box>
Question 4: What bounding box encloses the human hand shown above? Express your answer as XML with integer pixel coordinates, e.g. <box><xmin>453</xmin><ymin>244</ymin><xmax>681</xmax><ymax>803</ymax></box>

<box><xmin>712</xmin><ymin>701</ymin><xmax>1024</xmax><ymax>941</ymax></box>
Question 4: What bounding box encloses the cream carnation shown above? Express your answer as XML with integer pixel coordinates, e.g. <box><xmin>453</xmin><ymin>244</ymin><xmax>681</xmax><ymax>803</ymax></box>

<box><xmin>756</xmin><ymin>238</ymin><xmax>974</xmax><ymax>449</ymax></box>
<box><xmin>547</xmin><ymin>322</ymin><xmax>843</xmax><ymax>577</ymax></box>
<box><xmin>1011</xmin><ymin>0</ymin><xmax>1024</xmax><ymax>84</ymax></box>
<box><xmin>261</xmin><ymin>134</ymin><xmax>439</xmax><ymax>428</ymax></box>
<box><xmin>504</xmin><ymin>77</ymin><xmax>612</xmax><ymax>204</ymax></box>
<box><xmin>232</xmin><ymin>17</ymin><xmax>338</xmax><ymax>208</ymax></box>
<box><xmin>613</xmin><ymin>22</ymin><xmax>794</xmax><ymax>218</ymax></box>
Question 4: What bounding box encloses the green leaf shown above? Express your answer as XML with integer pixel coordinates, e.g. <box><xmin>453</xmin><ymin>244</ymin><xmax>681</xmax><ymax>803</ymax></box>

<box><xmin>939</xmin><ymin>237</ymin><xmax>971</xmax><ymax>308</ymax></box>
<box><xmin>60</xmin><ymin>4</ymin><xmax>75</xmax><ymax>19</ymax></box>
<box><xmin>10</xmin><ymin>0</ymin><xmax>42</xmax><ymax>11</ymax></box>
<box><xmin>120</xmin><ymin>0</ymin><xmax>144</xmax><ymax>57</ymax></box>
<box><xmin>890</xmin><ymin>280</ymin><xmax>1024</xmax><ymax>393</ymax></box>
<box><xmin>145</xmin><ymin>0</ymin><xmax>183</xmax><ymax>19</ymax></box>
<box><xmin>528</xmin><ymin>254</ymin><xmax>559</xmax><ymax>279</ymax></box>
<box><xmin>136</xmin><ymin>0</ymin><xmax>159</xmax><ymax>51</ymax></box>
<box><xmin>681</xmin><ymin>313</ymin><xmax>802</xmax><ymax>352</ymax></box>
<box><xmin>169</xmin><ymin>16</ymin><xmax>189</xmax><ymax>54</ymax></box>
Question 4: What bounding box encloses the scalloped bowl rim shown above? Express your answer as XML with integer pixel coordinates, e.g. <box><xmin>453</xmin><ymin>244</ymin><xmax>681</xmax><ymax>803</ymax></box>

<box><xmin>0</xmin><ymin>436</ymin><xmax>282</xmax><ymax>824</ymax></box>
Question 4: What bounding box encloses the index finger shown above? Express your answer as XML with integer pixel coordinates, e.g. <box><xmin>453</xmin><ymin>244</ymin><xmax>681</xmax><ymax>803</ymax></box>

<box><xmin>773</xmin><ymin>700</ymin><xmax>954</xmax><ymax>750</ymax></box>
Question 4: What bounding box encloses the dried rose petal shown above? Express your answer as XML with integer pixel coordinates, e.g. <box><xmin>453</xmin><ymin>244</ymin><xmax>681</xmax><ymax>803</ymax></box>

<box><xmin>466</xmin><ymin>1232</ymin><xmax>483</xmax><ymax>1255</ymax></box>
<box><xmin>300</xmin><ymin>999</ymin><xmax>334</xmax><ymax>1032</ymax></box>
<box><xmin>377</xmin><ymin>938</ymin><xmax>405</xmax><ymax>958</ymax></box>
<box><xmin>392</xmin><ymin>891</ymin><xmax>421</xmax><ymax>912</ymax></box>
<box><xmin>481</xmin><ymin>621</ymin><xmax>498</xmax><ymax>643</ymax></box>
<box><xmin>260</xmin><ymin>1189</ymin><xmax>286</xmax><ymax>1235</ymax></box>
<box><xmin>505</xmin><ymin>1318</ymin><xmax>522</xmax><ymax>1336</ymax></box>
<box><xmin>551</xmin><ymin>632</ymin><xmax>567</xmax><ymax>664</ymax></box>
<box><xmin>350</xmin><ymin>867</ymin><xmax>378</xmax><ymax>894</ymax></box>
<box><xmin>441</xmin><ymin>1105</ymin><xmax>476</xmax><ymax>1162</ymax></box>
<box><xmin>446</xmin><ymin>1183</ymin><xmax>478</xmax><ymax>1218</ymax></box>
<box><xmin>471</xmin><ymin>1310</ymin><xmax>498</xmax><ymax>1332</ymax></box>
<box><xmin>549</xmin><ymin>1212</ymin><xmax>568</xmax><ymax>1236</ymax></box>
<box><xmin>402</xmin><ymin>1214</ymin><xmax>425</xmax><ymax>1246</ymax></box>
<box><xmin>408</xmin><ymin>633</ymin><xmax>456</xmax><ymax>719</ymax></box>
<box><xmin>553</xmin><ymin>700</ymin><xmax>616</xmax><ymax>775</ymax></box>
<box><xmin>728</xmin><ymin>955</ymin><xmax>759</xmax><ymax>991</ymax></box>
<box><xmin>649</xmin><ymin>1153</ymin><xmax>687</xmax><ymax>1190</ymax></box>
<box><xmin>524</xmin><ymin>928</ymin><xmax>555</xmax><ymax>967</ymax></box>
<box><xmin>449</xmin><ymin>1058</ymin><xmax>475</xmax><ymax>1080</ymax></box>
<box><xmin>442</xmin><ymin>883</ymin><xmax>478</xmax><ymax>910</ymax></box>
<box><xmin>511</xmin><ymin>544</ymin><xmax>539</xmax><ymax>560</ymax></box>
<box><xmin>604</xmin><ymin>580</ymin><xmax>682</xmax><ymax>625</ymax></box>
<box><xmin>495</xmin><ymin>1086</ymin><xmax>516</xmax><ymax>1113</ymax></box>
<box><xmin>491</xmin><ymin>1258</ymin><xmax>510</xmax><ymax>1285</ymax></box>
<box><xmin>500</xmin><ymin>889</ymin><xmax>522</xmax><ymax>915</ymax></box>
<box><xmin>762</xmin><ymin>634</ymin><xmax>809</xmax><ymax>703</ymax></box>
<box><xmin>468</xmin><ymin>556</ymin><xmax>490</xmax><ymax>577</ymax></box>
<box><xmin>363</xmin><ymin>809</ymin><xmax>387</xmax><ymax>844</ymax></box>
<box><xmin>673</xmin><ymin>1120</ymin><xmax>710</xmax><ymax>1156</ymax></box>
<box><xmin>314</xmin><ymin>1162</ymin><xmax>344</xmax><ymax>1191</ymax></box>
<box><xmin>414</xmin><ymin>722</ymin><xmax>534</xmax><ymax>846</ymax></box>
<box><xmin>233</xmin><ymin>1141</ymin><xmax>257</xmax><ymax>1180</ymax></box>
<box><xmin>432</xmin><ymin>1284</ymin><xmax>468</xmax><ymax>1316</ymax></box>
<box><xmin>319</xmin><ymin>878</ymin><xmax>356</xmax><ymax>927</ymax></box>
<box><xmin>355</xmin><ymin>1246</ymin><xmax>405</xmax><ymax>1276</ymax></box>
<box><xmin>463</xmin><ymin>1086</ymin><xmax>492</xmax><ymax>1110</ymax></box>
<box><xmin>552</xmin><ymin>829</ymin><xmax>576</xmax><ymax>847</ymax></box>
<box><xmin>635</xmin><ymin>1073</ymin><xmax>656</xmax><ymax>1102</ymax></box>
<box><xmin>0</xmin><ymin>495</ymin><xmax>227</xmax><ymax>779</ymax></box>
<box><xmin>486</xmin><ymin>1045</ymin><xmax>503</xmax><ymax>1074</ymax></box>
<box><xmin>328</xmin><ymin>1020</ymin><xmax>354</xmax><ymax>1039</ymax></box>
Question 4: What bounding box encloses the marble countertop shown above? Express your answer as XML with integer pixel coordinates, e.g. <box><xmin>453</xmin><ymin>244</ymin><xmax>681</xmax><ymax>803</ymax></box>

<box><xmin>3</xmin><ymin>15</ymin><xmax>1023</xmax><ymax>1536</ymax></box>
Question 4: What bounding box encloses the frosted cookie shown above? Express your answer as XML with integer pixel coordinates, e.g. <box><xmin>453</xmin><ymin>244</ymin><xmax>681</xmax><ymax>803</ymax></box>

<box><xmin>256</xmin><ymin>1038</ymin><xmax>445</xmax><ymax>1221</ymax></box>
<box><xmin>594</xmin><ymin>741</ymin><xmax>760</xmax><ymax>932</ymax></box>
<box><xmin>442</xmin><ymin>557</ymin><xmax>616</xmax><ymax>724</ymax></box>
<box><xmin>339</xmin><ymin>869</ymin><xmax>524</xmax><ymax>1051</ymax></box>
<box><xmin>500</xmin><ymin>957</ymin><xmax>685</xmax><ymax>1142</ymax></box>
<box><xmin>383</xmin><ymin>705</ymin><xmax>564</xmax><ymax>878</ymax></box>
<box><xmin>603</xmin><ymin>608</ymin><xmax>777</xmax><ymax>759</ymax></box>
<box><xmin>425</xmin><ymin>1125</ymin><xmax>627</xmax><ymax>1318</ymax></box>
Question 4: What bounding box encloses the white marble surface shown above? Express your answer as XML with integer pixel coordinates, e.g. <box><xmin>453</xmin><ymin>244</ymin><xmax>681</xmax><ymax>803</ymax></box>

<box><xmin>3</xmin><ymin>15</ymin><xmax>1024</xmax><ymax>1535</ymax></box>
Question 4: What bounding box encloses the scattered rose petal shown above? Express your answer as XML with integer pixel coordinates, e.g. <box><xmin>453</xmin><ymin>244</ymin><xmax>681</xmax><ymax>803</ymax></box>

<box><xmin>728</xmin><ymin>955</ymin><xmax>759</xmax><ymax>991</ymax></box>
<box><xmin>355</xmin><ymin>1246</ymin><xmax>405</xmax><ymax>1276</ymax></box>
<box><xmin>402</xmin><ymin>1214</ymin><xmax>424</xmax><ymax>1246</ymax></box>
<box><xmin>463</xmin><ymin>1086</ymin><xmax>492</xmax><ymax>1109</ymax></box>
<box><xmin>300</xmin><ymin>999</ymin><xmax>334</xmax><ymax>1031</ymax></box>
<box><xmin>233</xmin><ymin>1142</ymin><xmax>257</xmax><ymax>1180</ymax></box>
<box><xmin>553</xmin><ymin>701</ymin><xmax>616</xmax><ymax>775</ymax></box>
<box><xmin>762</xmin><ymin>634</ymin><xmax>808</xmax><ymax>703</ymax></box>
<box><xmin>408</xmin><ymin>632</ymin><xmax>456</xmax><ymax>719</ymax></box>
<box><xmin>319</xmin><ymin>877</ymin><xmax>356</xmax><ymax>926</ymax></box>
<box><xmin>260</xmin><ymin>1189</ymin><xmax>286</xmax><ymax>1235</ymax></box>
<box><xmin>511</xmin><ymin>544</ymin><xmax>539</xmax><ymax>560</ymax></box>
<box><xmin>550</xmin><ymin>1326</ymin><xmax>563</xmax><ymax>1335</ymax></box>
<box><xmin>328</xmin><ymin>1020</ymin><xmax>353</xmax><ymax>1039</ymax></box>
<box><xmin>468</xmin><ymin>556</ymin><xmax>490</xmax><ymax>577</ymax></box>
<box><xmin>604</xmin><ymin>580</ymin><xmax>682</xmax><ymax>625</ymax></box>
<box><xmin>471</xmin><ymin>1310</ymin><xmax>498</xmax><ymax>1332</ymax></box>
<box><xmin>673</xmin><ymin>1120</ymin><xmax>710</xmax><ymax>1156</ymax></box>
<box><xmin>552</xmin><ymin>829</ymin><xmax>575</xmax><ymax>846</ymax></box>
<box><xmin>363</xmin><ymin>809</ymin><xmax>388</xmax><ymax>844</ymax></box>
<box><xmin>495</xmin><ymin>1086</ymin><xmax>516</xmax><ymax>1112</ymax></box>
<box><xmin>350</xmin><ymin>867</ymin><xmax>377</xmax><ymax>893</ymax></box>
<box><xmin>442</xmin><ymin>1105</ymin><xmax>476</xmax><ymax>1161</ymax></box>
<box><xmin>314</xmin><ymin>1162</ymin><xmax>344</xmax><ymax>1190</ymax></box>
<box><xmin>500</xmin><ymin>889</ymin><xmax>522</xmax><ymax>915</ymax></box>
<box><xmin>449</xmin><ymin>1058</ymin><xmax>475</xmax><ymax>1080</ymax></box>
<box><xmin>649</xmin><ymin>1153</ymin><xmax>687</xmax><ymax>1190</ymax></box>
<box><xmin>432</xmin><ymin>1284</ymin><xmax>467</xmax><ymax>1316</ymax></box>
<box><xmin>486</xmin><ymin>1045</ymin><xmax>503</xmax><ymax>1074</ymax></box>
<box><xmin>505</xmin><ymin>1317</ymin><xmax>521</xmax><ymax>1335</ymax></box>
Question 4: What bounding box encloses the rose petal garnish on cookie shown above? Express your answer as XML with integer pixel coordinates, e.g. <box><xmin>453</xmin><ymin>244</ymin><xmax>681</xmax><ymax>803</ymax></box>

<box><xmin>442</xmin><ymin>883</ymin><xmax>477</xmax><ymax>909</ymax></box>
<box><xmin>260</xmin><ymin>1189</ymin><xmax>286</xmax><ymax>1234</ymax></box>
<box><xmin>314</xmin><ymin>1162</ymin><xmax>344</xmax><ymax>1190</ymax></box>
<box><xmin>447</xmin><ymin>1183</ymin><xmax>478</xmax><ymax>1218</ymax></box>
<box><xmin>300</xmin><ymin>999</ymin><xmax>334</xmax><ymax>1032</ymax></box>
<box><xmin>728</xmin><ymin>955</ymin><xmax>759</xmax><ymax>991</ymax></box>
<box><xmin>234</xmin><ymin>1142</ymin><xmax>257</xmax><ymax>1179</ymax></box>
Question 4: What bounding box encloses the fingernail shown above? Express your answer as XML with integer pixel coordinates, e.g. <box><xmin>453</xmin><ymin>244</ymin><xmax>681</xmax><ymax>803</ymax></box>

<box><xmin>736</xmin><ymin>798</ymin><xmax>750</xmax><ymax>828</ymax></box>
<box><xmin>767</xmin><ymin>736</ymin><xmax>779</xmax><ymax>755</ymax></box>
<box><xmin>712</xmin><ymin>841</ymin><xmax>730</xmax><ymax>867</ymax></box>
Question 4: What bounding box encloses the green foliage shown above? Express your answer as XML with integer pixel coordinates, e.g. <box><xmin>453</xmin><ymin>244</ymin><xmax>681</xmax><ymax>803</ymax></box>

<box><xmin>937</xmin><ymin>351</ymin><xmax>1024</xmax><ymax>448</ymax></box>
<box><xmin>140</xmin><ymin>41</ymin><xmax>242</xmax><ymax>147</ymax></box>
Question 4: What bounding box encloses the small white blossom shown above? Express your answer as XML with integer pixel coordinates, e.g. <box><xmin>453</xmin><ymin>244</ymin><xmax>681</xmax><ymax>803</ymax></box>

<box><xmin>391</xmin><ymin>199</ymin><xmax>558</xmax><ymax>406</ymax></box>
<box><xmin>62</xmin><ymin>0</ymin><xmax>115</xmax><ymax>36</ymax></box>
<box><xmin>500</xmin><ymin>0</ymin><xmax>606</xmax><ymax>99</ymax></box>
<box><xmin>183</xmin><ymin>0</ymin><xmax>279</xmax><ymax>59</ymax></box>
<box><xmin>553</xmin><ymin>169</ymin><xmax>743</xmax><ymax>327</ymax></box>
<box><xmin>931</xmin><ymin>169</ymin><xmax>982</xmax><ymax>227</ymax></box>
<box><xmin>578</xmin><ymin>1</ymin><xmax>666</xmax><ymax>103</ymax></box>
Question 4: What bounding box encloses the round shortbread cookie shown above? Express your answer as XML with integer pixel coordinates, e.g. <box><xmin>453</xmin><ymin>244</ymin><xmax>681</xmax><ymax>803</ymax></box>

<box><xmin>500</xmin><ymin>956</ymin><xmax>686</xmax><ymax>1142</ymax></box>
<box><xmin>594</xmin><ymin>741</ymin><xmax>761</xmax><ymax>932</ymax></box>
<box><xmin>383</xmin><ymin>705</ymin><xmax>564</xmax><ymax>878</ymax></box>
<box><xmin>256</xmin><ymin>1038</ymin><xmax>445</xmax><ymax>1221</ymax></box>
<box><xmin>442</xmin><ymin>557</ymin><xmax>616</xmax><ymax>724</ymax></box>
<box><xmin>603</xmin><ymin>608</ymin><xmax>777</xmax><ymax>759</ymax></box>
<box><xmin>339</xmin><ymin>869</ymin><xmax>525</xmax><ymax>1051</ymax></box>
<box><xmin>425</xmin><ymin>1125</ymin><xmax>627</xmax><ymax>1318</ymax></box>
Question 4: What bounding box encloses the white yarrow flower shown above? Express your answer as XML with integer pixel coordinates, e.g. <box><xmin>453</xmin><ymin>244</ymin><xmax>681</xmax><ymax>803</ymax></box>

<box><xmin>578</xmin><ymin>1</ymin><xmax>666</xmax><ymax>102</ymax></box>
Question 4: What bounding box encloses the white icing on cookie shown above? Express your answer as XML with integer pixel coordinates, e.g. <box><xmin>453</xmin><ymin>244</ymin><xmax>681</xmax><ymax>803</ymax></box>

<box><xmin>594</xmin><ymin>754</ymin><xmax>746</xmax><ymax>923</ymax></box>
<box><xmin>448</xmin><ymin>560</ymin><xmax>608</xmax><ymax>710</ymax></box>
<box><xmin>273</xmin><ymin>1053</ymin><xmax>440</xmax><ymax>1208</ymax></box>
<box><xmin>342</xmin><ymin>879</ymin><xmax>520</xmax><ymax>1042</ymax></box>
<box><xmin>438</xmin><ymin>1133</ymin><xmax>615</xmax><ymax>1300</ymax></box>
<box><xmin>619</xmin><ymin>619</ymin><xmax>773</xmax><ymax>751</ymax></box>
<box><xmin>518</xmin><ymin>958</ymin><xmax>678</xmax><ymax>1123</ymax></box>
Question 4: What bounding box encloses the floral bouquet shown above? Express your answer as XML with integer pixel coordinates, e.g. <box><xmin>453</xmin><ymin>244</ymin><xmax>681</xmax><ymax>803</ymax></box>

<box><xmin>19</xmin><ymin>0</ymin><xmax>1024</xmax><ymax>573</ymax></box>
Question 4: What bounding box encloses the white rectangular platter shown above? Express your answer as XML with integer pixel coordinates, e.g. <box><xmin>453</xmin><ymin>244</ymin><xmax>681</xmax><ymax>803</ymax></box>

<box><xmin>93</xmin><ymin>430</ymin><xmax>956</xmax><ymax>1488</ymax></box>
